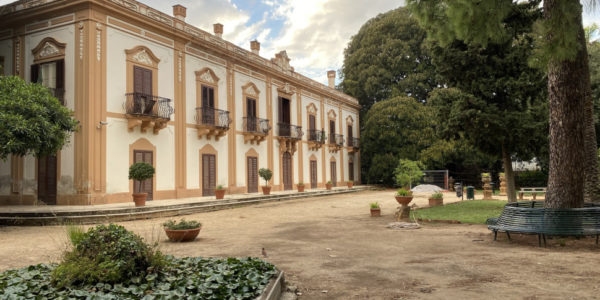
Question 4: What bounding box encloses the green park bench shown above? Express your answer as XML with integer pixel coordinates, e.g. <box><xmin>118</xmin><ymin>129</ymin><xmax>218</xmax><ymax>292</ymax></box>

<box><xmin>487</xmin><ymin>201</ymin><xmax>600</xmax><ymax>247</ymax></box>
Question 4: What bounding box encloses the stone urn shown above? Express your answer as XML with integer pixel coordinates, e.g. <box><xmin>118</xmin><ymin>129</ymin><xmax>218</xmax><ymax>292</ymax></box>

<box><xmin>499</xmin><ymin>172</ymin><xmax>507</xmax><ymax>196</ymax></box>
<box><xmin>395</xmin><ymin>196</ymin><xmax>413</xmax><ymax>206</ymax></box>
<box><xmin>482</xmin><ymin>173</ymin><xmax>493</xmax><ymax>200</ymax></box>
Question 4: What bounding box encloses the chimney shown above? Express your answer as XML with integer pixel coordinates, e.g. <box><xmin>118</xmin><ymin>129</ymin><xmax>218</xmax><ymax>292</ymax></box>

<box><xmin>213</xmin><ymin>23</ymin><xmax>223</xmax><ymax>38</ymax></box>
<box><xmin>250</xmin><ymin>40</ymin><xmax>260</xmax><ymax>55</ymax></box>
<box><xmin>173</xmin><ymin>5</ymin><xmax>186</xmax><ymax>21</ymax></box>
<box><xmin>327</xmin><ymin>70</ymin><xmax>336</xmax><ymax>88</ymax></box>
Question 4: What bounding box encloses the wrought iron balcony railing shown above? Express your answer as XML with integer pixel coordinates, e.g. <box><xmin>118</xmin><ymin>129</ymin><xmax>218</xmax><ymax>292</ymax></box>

<box><xmin>243</xmin><ymin>117</ymin><xmax>271</xmax><ymax>135</ymax></box>
<box><xmin>307</xmin><ymin>129</ymin><xmax>326</xmax><ymax>144</ymax></box>
<box><xmin>329</xmin><ymin>134</ymin><xmax>345</xmax><ymax>146</ymax></box>
<box><xmin>48</xmin><ymin>88</ymin><xmax>65</xmax><ymax>105</ymax></box>
<box><xmin>125</xmin><ymin>92</ymin><xmax>174</xmax><ymax>120</ymax></box>
<box><xmin>277</xmin><ymin>123</ymin><xmax>303</xmax><ymax>140</ymax></box>
<box><xmin>348</xmin><ymin>137</ymin><xmax>360</xmax><ymax>148</ymax></box>
<box><xmin>195</xmin><ymin>107</ymin><xmax>231</xmax><ymax>129</ymax></box>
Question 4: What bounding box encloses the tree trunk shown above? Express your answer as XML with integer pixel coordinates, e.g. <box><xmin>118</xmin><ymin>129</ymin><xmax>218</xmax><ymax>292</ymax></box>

<box><xmin>583</xmin><ymin>48</ymin><xmax>600</xmax><ymax>202</ymax></box>
<box><xmin>544</xmin><ymin>1</ymin><xmax>587</xmax><ymax>208</ymax></box>
<box><xmin>502</xmin><ymin>144</ymin><xmax>517</xmax><ymax>203</ymax></box>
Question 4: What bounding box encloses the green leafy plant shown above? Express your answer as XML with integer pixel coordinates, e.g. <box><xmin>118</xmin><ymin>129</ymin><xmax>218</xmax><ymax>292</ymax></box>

<box><xmin>65</xmin><ymin>224</ymin><xmax>85</xmax><ymax>247</ymax></box>
<box><xmin>327</xmin><ymin>180</ymin><xmax>332</xmax><ymax>185</ymax></box>
<box><xmin>0</xmin><ymin>76</ymin><xmax>79</xmax><ymax>160</ymax></box>
<box><xmin>430</xmin><ymin>192</ymin><xmax>444</xmax><ymax>200</ymax></box>
<box><xmin>481</xmin><ymin>173</ymin><xmax>491</xmax><ymax>178</ymax></box>
<box><xmin>51</xmin><ymin>224</ymin><xmax>165</xmax><ymax>288</ymax></box>
<box><xmin>163</xmin><ymin>219</ymin><xmax>201</xmax><ymax>230</ymax></box>
<box><xmin>258</xmin><ymin>168</ymin><xmax>272</xmax><ymax>186</ymax></box>
<box><xmin>216</xmin><ymin>184</ymin><xmax>224</xmax><ymax>190</ymax></box>
<box><xmin>1</xmin><ymin>257</ymin><xmax>276</xmax><ymax>299</ymax></box>
<box><xmin>297</xmin><ymin>182</ymin><xmax>304</xmax><ymax>186</ymax></box>
<box><xmin>394</xmin><ymin>159</ymin><xmax>424</xmax><ymax>188</ymax></box>
<box><xmin>370</xmin><ymin>202</ymin><xmax>380</xmax><ymax>209</ymax></box>
<box><xmin>128</xmin><ymin>162</ymin><xmax>155</xmax><ymax>193</ymax></box>
<box><xmin>396</xmin><ymin>188</ymin><xmax>413</xmax><ymax>197</ymax></box>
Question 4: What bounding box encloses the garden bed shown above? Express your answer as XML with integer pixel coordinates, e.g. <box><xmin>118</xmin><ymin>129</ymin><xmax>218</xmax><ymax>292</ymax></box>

<box><xmin>0</xmin><ymin>256</ymin><xmax>277</xmax><ymax>299</ymax></box>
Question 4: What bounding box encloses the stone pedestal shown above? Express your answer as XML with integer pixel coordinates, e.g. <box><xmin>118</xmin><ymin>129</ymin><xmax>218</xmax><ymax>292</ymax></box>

<box><xmin>482</xmin><ymin>175</ymin><xmax>493</xmax><ymax>200</ymax></box>
<box><xmin>448</xmin><ymin>177</ymin><xmax>455</xmax><ymax>192</ymax></box>
<box><xmin>499</xmin><ymin>173</ymin><xmax>507</xmax><ymax>196</ymax></box>
<box><xmin>395</xmin><ymin>205</ymin><xmax>411</xmax><ymax>221</ymax></box>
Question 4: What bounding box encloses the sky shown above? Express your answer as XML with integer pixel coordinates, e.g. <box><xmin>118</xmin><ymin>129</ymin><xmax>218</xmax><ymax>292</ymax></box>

<box><xmin>1</xmin><ymin>0</ymin><xmax>600</xmax><ymax>85</ymax></box>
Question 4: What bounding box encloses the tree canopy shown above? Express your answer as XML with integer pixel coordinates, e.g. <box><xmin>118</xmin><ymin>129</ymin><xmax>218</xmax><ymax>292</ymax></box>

<box><xmin>0</xmin><ymin>76</ymin><xmax>78</xmax><ymax>160</ymax></box>
<box><xmin>340</xmin><ymin>7</ymin><xmax>437</xmax><ymax>116</ymax></box>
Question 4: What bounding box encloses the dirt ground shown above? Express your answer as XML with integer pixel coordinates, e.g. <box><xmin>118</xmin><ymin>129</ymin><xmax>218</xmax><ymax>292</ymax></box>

<box><xmin>1</xmin><ymin>190</ymin><xmax>599</xmax><ymax>299</ymax></box>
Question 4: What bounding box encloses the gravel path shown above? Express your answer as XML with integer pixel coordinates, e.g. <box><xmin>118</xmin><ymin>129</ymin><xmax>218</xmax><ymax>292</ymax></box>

<box><xmin>0</xmin><ymin>190</ymin><xmax>598</xmax><ymax>299</ymax></box>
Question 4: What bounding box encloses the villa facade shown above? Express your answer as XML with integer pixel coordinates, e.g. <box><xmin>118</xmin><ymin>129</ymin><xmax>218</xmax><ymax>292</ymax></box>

<box><xmin>0</xmin><ymin>0</ymin><xmax>361</xmax><ymax>205</ymax></box>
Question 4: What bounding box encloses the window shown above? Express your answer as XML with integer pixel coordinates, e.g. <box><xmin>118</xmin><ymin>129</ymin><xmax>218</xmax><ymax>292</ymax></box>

<box><xmin>31</xmin><ymin>59</ymin><xmax>65</xmax><ymax>104</ymax></box>
<box><xmin>202</xmin><ymin>85</ymin><xmax>215</xmax><ymax>108</ymax></box>
<box><xmin>329</xmin><ymin>120</ymin><xmax>336</xmax><ymax>143</ymax></box>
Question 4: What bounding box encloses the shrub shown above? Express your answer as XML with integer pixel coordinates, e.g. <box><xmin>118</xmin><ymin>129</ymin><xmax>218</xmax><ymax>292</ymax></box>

<box><xmin>515</xmin><ymin>170</ymin><xmax>548</xmax><ymax>188</ymax></box>
<box><xmin>128</xmin><ymin>163</ymin><xmax>155</xmax><ymax>193</ymax></box>
<box><xmin>258</xmin><ymin>168</ymin><xmax>272</xmax><ymax>186</ymax></box>
<box><xmin>298</xmin><ymin>182</ymin><xmax>304</xmax><ymax>186</ymax></box>
<box><xmin>51</xmin><ymin>224</ymin><xmax>165</xmax><ymax>288</ymax></box>
<box><xmin>65</xmin><ymin>224</ymin><xmax>85</xmax><ymax>247</ymax></box>
<box><xmin>430</xmin><ymin>192</ymin><xmax>443</xmax><ymax>199</ymax></box>
<box><xmin>163</xmin><ymin>219</ymin><xmax>201</xmax><ymax>230</ymax></box>
<box><xmin>396</xmin><ymin>188</ymin><xmax>413</xmax><ymax>197</ymax></box>
<box><xmin>394</xmin><ymin>159</ymin><xmax>424</xmax><ymax>188</ymax></box>
<box><xmin>370</xmin><ymin>202</ymin><xmax>380</xmax><ymax>209</ymax></box>
<box><xmin>216</xmin><ymin>184</ymin><xmax>224</xmax><ymax>190</ymax></box>
<box><xmin>327</xmin><ymin>180</ymin><xmax>332</xmax><ymax>185</ymax></box>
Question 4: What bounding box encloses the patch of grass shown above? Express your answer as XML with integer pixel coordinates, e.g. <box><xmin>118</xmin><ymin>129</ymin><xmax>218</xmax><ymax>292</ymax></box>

<box><xmin>411</xmin><ymin>200</ymin><xmax>507</xmax><ymax>224</ymax></box>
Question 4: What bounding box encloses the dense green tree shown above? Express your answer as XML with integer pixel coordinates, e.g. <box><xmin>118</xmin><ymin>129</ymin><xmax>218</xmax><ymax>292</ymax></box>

<box><xmin>361</xmin><ymin>96</ymin><xmax>434</xmax><ymax>185</ymax></box>
<box><xmin>340</xmin><ymin>7</ymin><xmax>438</xmax><ymax>117</ymax></box>
<box><xmin>408</xmin><ymin>0</ymin><xmax>595</xmax><ymax>208</ymax></box>
<box><xmin>0</xmin><ymin>76</ymin><xmax>78</xmax><ymax>160</ymax></box>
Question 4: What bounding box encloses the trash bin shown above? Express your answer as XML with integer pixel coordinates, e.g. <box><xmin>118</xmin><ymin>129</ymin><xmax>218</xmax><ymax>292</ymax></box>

<box><xmin>455</xmin><ymin>184</ymin><xmax>463</xmax><ymax>198</ymax></box>
<box><xmin>466</xmin><ymin>186</ymin><xmax>475</xmax><ymax>200</ymax></box>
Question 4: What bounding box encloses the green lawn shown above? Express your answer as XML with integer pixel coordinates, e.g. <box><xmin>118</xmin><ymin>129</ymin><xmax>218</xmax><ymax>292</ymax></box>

<box><xmin>411</xmin><ymin>200</ymin><xmax>507</xmax><ymax>224</ymax></box>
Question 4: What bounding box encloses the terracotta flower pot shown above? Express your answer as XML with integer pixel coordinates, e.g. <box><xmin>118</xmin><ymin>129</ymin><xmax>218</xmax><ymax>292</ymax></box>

<box><xmin>370</xmin><ymin>208</ymin><xmax>381</xmax><ymax>217</ymax></box>
<box><xmin>395</xmin><ymin>196</ymin><xmax>413</xmax><ymax>206</ymax></box>
<box><xmin>429</xmin><ymin>198</ymin><xmax>443</xmax><ymax>207</ymax></box>
<box><xmin>132</xmin><ymin>193</ymin><xmax>147</xmax><ymax>207</ymax></box>
<box><xmin>262</xmin><ymin>186</ymin><xmax>271</xmax><ymax>195</ymax></box>
<box><xmin>164</xmin><ymin>227</ymin><xmax>201</xmax><ymax>242</ymax></box>
<box><xmin>347</xmin><ymin>182</ymin><xmax>354</xmax><ymax>188</ymax></box>
<box><xmin>215</xmin><ymin>189</ymin><xmax>225</xmax><ymax>199</ymax></box>
<box><xmin>298</xmin><ymin>185</ymin><xmax>305</xmax><ymax>192</ymax></box>
<box><xmin>326</xmin><ymin>184</ymin><xmax>332</xmax><ymax>190</ymax></box>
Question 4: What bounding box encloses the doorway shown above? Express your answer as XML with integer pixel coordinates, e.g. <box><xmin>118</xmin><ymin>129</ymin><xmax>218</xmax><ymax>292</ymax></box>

<box><xmin>310</xmin><ymin>160</ymin><xmax>317</xmax><ymax>189</ymax></box>
<box><xmin>202</xmin><ymin>154</ymin><xmax>216</xmax><ymax>196</ymax></box>
<box><xmin>282</xmin><ymin>152</ymin><xmax>292</xmax><ymax>190</ymax></box>
<box><xmin>133</xmin><ymin>150</ymin><xmax>153</xmax><ymax>200</ymax></box>
<box><xmin>247</xmin><ymin>156</ymin><xmax>258</xmax><ymax>193</ymax></box>
<box><xmin>330</xmin><ymin>161</ymin><xmax>337</xmax><ymax>187</ymax></box>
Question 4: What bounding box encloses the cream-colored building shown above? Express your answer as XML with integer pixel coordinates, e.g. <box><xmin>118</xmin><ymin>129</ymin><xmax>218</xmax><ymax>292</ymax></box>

<box><xmin>0</xmin><ymin>0</ymin><xmax>360</xmax><ymax>205</ymax></box>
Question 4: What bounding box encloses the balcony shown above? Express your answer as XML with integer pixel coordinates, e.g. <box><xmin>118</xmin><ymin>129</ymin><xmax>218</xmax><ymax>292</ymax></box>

<box><xmin>49</xmin><ymin>88</ymin><xmax>65</xmax><ymax>105</ymax></box>
<box><xmin>348</xmin><ymin>137</ymin><xmax>360</xmax><ymax>153</ymax></box>
<box><xmin>125</xmin><ymin>92</ymin><xmax>174</xmax><ymax>134</ymax></box>
<box><xmin>195</xmin><ymin>107</ymin><xmax>231</xmax><ymax>140</ymax></box>
<box><xmin>328</xmin><ymin>133</ymin><xmax>344</xmax><ymax>153</ymax></box>
<box><xmin>307</xmin><ymin>129</ymin><xmax>326</xmax><ymax>151</ymax></box>
<box><xmin>276</xmin><ymin>123</ymin><xmax>303</xmax><ymax>154</ymax></box>
<box><xmin>243</xmin><ymin>117</ymin><xmax>271</xmax><ymax>145</ymax></box>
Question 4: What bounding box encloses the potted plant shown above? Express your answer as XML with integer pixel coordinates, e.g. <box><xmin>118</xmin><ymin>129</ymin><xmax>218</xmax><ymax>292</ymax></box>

<box><xmin>163</xmin><ymin>219</ymin><xmax>202</xmax><ymax>242</ymax></box>
<box><xmin>326</xmin><ymin>180</ymin><xmax>333</xmax><ymax>190</ymax></box>
<box><xmin>297</xmin><ymin>182</ymin><xmax>305</xmax><ymax>192</ymax></box>
<box><xmin>429</xmin><ymin>192</ymin><xmax>444</xmax><ymax>207</ymax></box>
<box><xmin>215</xmin><ymin>185</ymin><xmax>225</xmax><ymax>199</ymax></box>
<box><xmin>395</xmin><ymin>188</ymin><xmax>413</xmax><ymax>205</ymax></box>
<box><xmin>370</xmin><ymin>202</ymin><xmax>381</xmax><ymax>217</ymax></box>
<box><xmin>128</xmin><ymin>162</ymin><xmax>155</xmax><ymax>207</ymax></box>
<box><xmin>347</xmin><ymin>181</ymin><xmax>354</xmax><ymax>188</ymax></box>
<box><xmin>259</xmin><ymin>168</ymin><xmax>273</xmax><ymax>195</ymax></box>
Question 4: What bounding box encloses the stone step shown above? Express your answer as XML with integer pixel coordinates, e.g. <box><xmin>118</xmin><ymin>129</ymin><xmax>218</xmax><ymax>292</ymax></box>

<box><xmin>0</xmin><ymin>187</ymin><xmax>366</xmax><ymax>226</ymax></box>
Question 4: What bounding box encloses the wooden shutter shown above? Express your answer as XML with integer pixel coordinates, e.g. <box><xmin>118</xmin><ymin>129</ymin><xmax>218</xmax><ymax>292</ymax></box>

<box><xmin>202</xmin><ymin>85</ymin><xmax>208</xmax><ymax>107</ymax></box>
<box><xmin>349</xmin><ymin>162</ymin><xmax>354</xmax><ymax>181</ymax></box>
<box><xmin>309</xmin><ymin>115</ymin><xmax>316</xmax><ymax>131</ymax></box>
<box><xmin>278</xmin><ymin>97</ymin><xmax>283</xmax><ymax>123</ymax></box>
<box><xmin>208</xmin><ymin>87</ymin><xmax>214</xmax><ymax>107</ymax></box>
<box><xmin>282</xmin><ymin>152</ymin><xmax>292</xmax><ymax>190</ymax></box>
<box><xmin>56</xmin><ymin>59</ymin><xmax>65</xmax><ymax>104</ymax></box>
<box><xmin>142</xmin><ymin>68</ymin><xmax>152</xmax><ymax>95</ymax></box>
<box><xmin>247</xmin><ymin>98</ymin><xmax>256</xmax><ymax>117</ymax></box>
<box><xmin>330</xmin><ymin>162</ymin><xmax>337</xmax><ymax>187</ymax></box>
<box><xmin>247</xmin><ymin>157</ymin><xmax>258</xmax><ymax>193</ymax></box>
<box><xmin>134</xmin><ymin>66</ymin><xmax>144</xmax><ymax>94</ymax></box>
<box><xmin>202</xmin><ymin>154</ymin><xmax>216</xmax><ymax>196</ymax></box>
<box><xmin>310</xmin><ymin>161</ymin><xmax>317</xmax><ymax>189</ymax></box>
<box><xmin>348</xmin><ymin>125</ymin><xmax>353</xmax><ymax>140</ymax></box>
<box><xmin>31</xmin><ymin>64</ymin><xmax>39</xmax><ymax>83</ymax></box>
